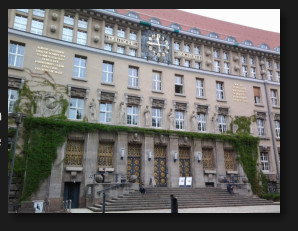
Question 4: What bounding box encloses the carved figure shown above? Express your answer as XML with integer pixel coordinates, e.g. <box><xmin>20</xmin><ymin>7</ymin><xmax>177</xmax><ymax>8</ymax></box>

<box><xmin>89</xmin><ymin>98</ymin><xmax>96</xmax><ymax>121</ymax></box>
<box><xmin>119</xmin><ymin>102</ymin><xmax>126</xmax><ymax>124</ymax></box>
<box><xmin>144</xmin><ymin>105</ymin><xmax>150</xmax><ymax>126</ymax></box>
<box><xmin>168</xmin><ymin>108</ymin><xmax>175</xmax><ymax>130</ymax></box>
<box><xmin>191</xmin><ymin>111</ymin><xmax>197</xmax><ymax>131</ymax></box>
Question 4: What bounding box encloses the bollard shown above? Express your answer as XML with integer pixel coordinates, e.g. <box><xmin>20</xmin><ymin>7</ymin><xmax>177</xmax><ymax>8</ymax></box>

<box><xmin>102</xmin><ymin>192</ymin><xmax>106</xmax><ymax>213</ymax></box>
<box><xmin>170</xmin><ymin>195</ymin><xmax>178</xmax><ymax>213</ymax></box>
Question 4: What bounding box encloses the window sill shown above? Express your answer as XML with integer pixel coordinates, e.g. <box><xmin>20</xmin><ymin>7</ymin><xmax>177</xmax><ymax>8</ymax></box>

<box><xmin>152</xmin><ymin>90</ymin><xmax>164</xmax><ymax>94</ymax></box>
<box><xmin>216</xmin><ymin>99</ymin><xmax>227</xmax><ymax>103</ymax></box>
<box><xmin>259</xmin><ymin>136</ymin><xmax>270</xmax><ymax>140</ymax></box>
<box><xmin>255</xmin><ymin>103</ymin><xmax>264</xmax><ymax>107</ymax></box>
<box><xmin>127</xmin><ymin>86</ymin><xmax>140</xmax><ymax>90</ymax></box>
<box><xmin>196</xmin><ymin>96</ymin><xmax>207</xmax><ymax>100</ymax></box>
<box><xmin>174</xmin><ymin>93</ymin><xmax>186</xmax><ymax>97</ymax></box>
<box><xmin>8</xmin><ymin>65</ymin><xmax>24</xmax><ymax>71</ymax></box>
<box><xmin>272</xmin><ymin>105</ymin><xmax>280</xmax><ymax>109</ymax></box>
<box><xmin>101</xmin><ymin>82</ymin><xmax>115</xmax><ymax>86</ymax></box>
<box><xmin>72</xmin><ymin>77</ymin><xmax>87</xmax><ymax>82</ymax></box>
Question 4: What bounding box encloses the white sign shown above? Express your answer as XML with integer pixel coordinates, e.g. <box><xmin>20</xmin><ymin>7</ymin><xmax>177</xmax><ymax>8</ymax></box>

<box><xmin>33</xmin><ymin>201</ymin><xmax>44</xmax><ymax>213</ymax></box>
<box><xmin>179</xmin><ymin>177</ymin><xmax>185</xmax><ymax>187</ymax></box>
<box><xmin>186</xmin><ymin>177</ymin><xmax>192</xmax><ymax>187</ymax></box>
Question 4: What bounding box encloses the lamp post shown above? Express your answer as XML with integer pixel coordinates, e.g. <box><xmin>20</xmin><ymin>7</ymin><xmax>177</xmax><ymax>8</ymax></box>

<box><xmin>8</xmin><ymin>112</ymin><xmax>26</xmax><ymax>201</ymax></box>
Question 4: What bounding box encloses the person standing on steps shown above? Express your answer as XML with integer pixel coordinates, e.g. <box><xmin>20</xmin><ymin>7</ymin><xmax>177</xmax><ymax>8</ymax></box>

<box><xmin>170</xmin><ymin>194</ymin><xmax>178</xmax><ymax>213</ymax></box>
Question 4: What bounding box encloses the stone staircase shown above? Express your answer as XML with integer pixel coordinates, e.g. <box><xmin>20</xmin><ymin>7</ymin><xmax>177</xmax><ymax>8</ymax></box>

<box><xmin>88</xmin><ymin>187</ymin><xmax>275</xmax><ymax>212</ymax></box>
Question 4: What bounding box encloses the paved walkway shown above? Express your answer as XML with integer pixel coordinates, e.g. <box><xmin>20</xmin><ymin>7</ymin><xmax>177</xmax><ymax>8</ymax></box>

<box><xmin>70</xmin><ymin>203</ymin><xmax>280</xmax><ymax>213</ymax></box>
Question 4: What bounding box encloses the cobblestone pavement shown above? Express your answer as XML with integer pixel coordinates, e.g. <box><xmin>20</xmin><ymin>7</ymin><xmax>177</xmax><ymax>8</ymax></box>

<box><xmin>70</xmin><ymin>203</ymin><xmax>280</xmax><ymax>213</ymax></box>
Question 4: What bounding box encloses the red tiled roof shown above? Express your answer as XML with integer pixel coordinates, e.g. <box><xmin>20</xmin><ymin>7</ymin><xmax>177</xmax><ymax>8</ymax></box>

<box><xmin>116</xmin><ymin>9</ymin><xmax>280</xmax><ymax>51</ymax></box>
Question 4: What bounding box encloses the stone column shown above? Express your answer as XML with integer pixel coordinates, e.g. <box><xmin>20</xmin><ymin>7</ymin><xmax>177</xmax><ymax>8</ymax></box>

<box><xmin>168</xmin><ymin>135</ymin><xmax>179</xmax><ymax>188</ymax></box>
<box><xmin>142</xmin><ymin>134</ymin><xmax>154</xmax><ymax>186</ymax></box>
<box><xmin>215</xmin><ymin>140</ymin><xmax>226</xmax><ymax>187</ymax></box>
<box><xmin>114</xmin><ymin>132</ymin><xmax>128</xmax><ymax>182</ymax></box>
<box><xmin>192</xmin><ymin>139</ymin><xmax>205</xmax><ymax>187</ymax></box>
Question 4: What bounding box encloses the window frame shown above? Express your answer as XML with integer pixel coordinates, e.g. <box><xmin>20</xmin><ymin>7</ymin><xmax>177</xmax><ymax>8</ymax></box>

<box><xmin>99</xmin><ymin>102</ymin><xmax>112</xmax><ymax>123</ymax></box>
<box><xmin>197</xmin><ymin>113</ymin><xmax>207</xmax><ymax>132</ymax></box>
<box><xmin>68</xmin><ymin>97</ymin><xmax>84</xmax><ymax>120</ymax></box>
<box><xmin>128</xmin><ymin>66</ymin><xmax>139</xmax><ymax>87</ymax></box>
<box><xmin>218</xmin><ymin>115</ymin><xmax>227</xmax><ymax>133</ymax></box>
<box><xmin>175</xmin><ymin>111</ymin><xmax>185</xmax><ymax>130</ymax></box>
<box><xmin>8</xmin><ymin>88</ymin><xmax>19</xmax><ymax>113</ymax></box>
<box><xmin>152</xmin><ymin>71</ymin><xmax>162</xmax><ymax>91</ymax></box>
<box><xmin>73</xmin><ymin>56</ymin><xmax>87</xmax><ymax>79</ymax></box>
<box><xmin>257</xmin><ymin>118</ymin><xmax>265</xmax><ymax>136</ymax></box>
<box><xmin>260</xmin><ymin>152</ymin><xmax>269</xmax><ymax>172</ymax></box>
<box><xmin>102</xmin><ymin>61</ymin><xmax>114</xmax><ymax>83</ymax></box>
<box><xmin>127</xmin><ymin>105</ymin><xmax>139</xmax><ymax>125</ymax></box>
<box><xmin>196</xmin><ymin>79</ymin><xmax>204</xmax><ymax>98</ymax></box>
<box><xmin>216</xmin><ymin>82</ymin><xmax>224</xmax><ymax>100</ymax></box>
<box><xmin>8</xmin><ymin>42</ymin><xmax>25</xmax><ymax>68</ymax></box>
<box><xmin>175</xmin><ymin>75</ymin><xmax>184</xmax><ymax>94</ymax></box>
<box><xmin>152</xmin><ymin>107</ymin><xmax>162</xmax><ymax>128</ymax></box>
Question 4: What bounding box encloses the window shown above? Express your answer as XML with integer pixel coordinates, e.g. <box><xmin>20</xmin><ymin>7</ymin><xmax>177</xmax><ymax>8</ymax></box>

<box><xmin>99</xmin><ymin>102</ymin><xmax>112</xmax><ymax>123</ymax></box>
<box><xmin>64</xmin><ymin>15</ymin><xmax>74</xmax><ymax>25</ymax></box>
<box><xmin>260</xmin><ymin>152</ymin><xmax>269</xmax><ymax>172</ymax></box>
<box><xmin>65</xmin><ymin>140</ymin><xmax>84</xmax><ymax>166</ymax></box>
<box><xmin>102</xmin><ymin>62</ymin><xmax>113</xmax><ymax>83</ymax></box>
<box><xmin>214</xmin><ymin>61</ymin><xmax>220</xmax><ymax>72</ymax></box>
<box><xmin>78</xmin><ymin>18</ymin><xmax>88</xmax><ymax>29</ymax></box>
<box><xmin>117</xmin><ymin>28</ymin><xmax>126</xmax><ymax>38</ymax></box>
<box><xmin>267</xmin><ymin>70</ymin><xmax>273</xmax><ymax>81</ymax></box>
<box><xmin>274</xmin><ymin>61</ymin><xmax>279</xmax><ymax>70</ymax></box>
<box><xmin>62</xmin><ymin>27</ymin><xmax>73</xmax><ymax>42</ymax></box>
<box><xmin>174</xmin><ymin>42</ymin><xmax>180</xmax><ymax>51</ymax></box>
<box><xmin>196</xmin><ymin>79</ymin><xmax>204</xmax><ymax>97</ymax></box>
<box><xmin>174</xmin><ymin>58</ymin><xmax>180</xmax><ymax>66</ymax></box>
<box><xmin>195</xmin><ymin>62</ymin><xmax>201</xmax><ymax>69</ymax></box>
<box><xmin>8</xmin><ymin>89</ymin><xmax>19</xmax><ymax>113</ymax></box>
<box><xmin>242</xmin><ymin>66</ymin><xmax>248</xmax><ymax>77</ymax></box>
<box><xmin>30</xmin><ymin>19</ymin><xmax>43</xmax><ymax>35</ymax></box>
<box><xmin>218</xmin><ymin>115</ymin><xmax>227</xmax><ymax>133</ymax></box>
<box><xmin>275</xmin><ymin>120</ymin><xmax>280</xmax><ymax>139</ymax></box>
<box><xmin>128</xmin><ymin>66</ymin><xmax>139</xmax><ymax>87</ymax></box>
<box><xmin>130</xmin><ymin>31</ymin><xmax>137</xmax><ymax>41</ymax></box>
<box><xmin>253</xmin><ymin>87</ymin><xmax>261</xmax><ymax>104</ymax></box>
<box><xmin>184</xmin><ymin>44</ymin><xmax>190</xmax><ymax>53</ymax></box>
<box><xmin>117</xmin><ymin>46</ymin><xmax>125</xmax><ymax>54</ymax></box>
<box><xmin>197</xmin><ymin>113</ymin><xmax>206</xmax><ymax>132</ymax></box>
<box><xmin>250</xmin><ymin>57</ymin><xmax>255</xmax><ymax>65</ymax></box>
<box><xmin>104</xmin><ymin>43</ymin><xmax>112</xmax><ymax>51</ymax></box>
<box><xmin>68</xmin><ymin>97</ymin><xmax>84</xmax><ymax>120</ymax></box>
<box><xmin>16</xmin><ymin>9</ymin><xmax>29</xmax><ymax>13</ymax></box>
<box><xmin>14</xmin><ymin>15</ymin><xmax>27</xmax><ymax>31</ymax></box>
<box><xmin>127</xmin><ymin>106</ymin><xmax>138</xmax><ymax>125</ymax></box>
<box><xmin>184</xmin><ymin>60</ymin><xmax>190</xmax><ymax>67</ymax></box>
<box><xmin>251</xmin><ymin>67</ymin><xmax>256</xmax><ymax>78</ymax></box>
<box><xmin>105</xmin><ymin>25</ymin><xmax>113</xmax><ymax>35</ymax></box>
<box><xmin>241</xmin><ymin>55</ymin><xmax>246</xmax><ymax>63</ymax></box>
<box><xmin>224</xmin><ymin>62</ymin><xmax>229</xmax><ymax>74</ymax></box>
<box><xmin>194</xmin><ymin>46</ymin><xmax>200</xmax><ymax>55</ymax></box>
<box><xmin>8</xmin><ymin>42</ymin><xmax>25</xmax><ymax>68</ymax></box>
<box><xmin>213</xmin><ymin>50</ymin><xmax>220</xmax><ymax>59</ymax></box>
<box><xmin>175</xmin><ymin>75</ymin><xmax>183</xmax><ymax>94</ymax></box>
<box><xmin>77</xmin><ymin>30</ymin><xmax>87</xmax><ymax>45</ymax></box>
<box><xmin>257</xmin><ymin>119</ymin><xmax>265</xmax><ymax>136</ymax></box>
<box><xmin>266</xmin><ymin>60</ymin><xmax>271</xmax><ymax>68</ymax></box>
<box><xmin>276</xmin><ymin>71</ymin><xmax>280</xmax><ymax>83</ymax></box>
<box><xmin>216</xmin><ymin>82</ymin><xmax>224</xmax><ymax>100</ymax></box>
<box><xmin>152</xmin><ymin>108</ymin><xmax>162</xmax><ymax>128</ymax></box>
<box><xmin>223</xmin><ymin>52</ymin><xmax>229</xmax><ymax>60</ymax></box>
<box><xmin>73</xmin><ymin>56</ymin><xmax>86</xmax><ymax>79</ymax></box>
<box><xmin>271</xmin><ymin>89</ymin><xmax>278</xmax><ymax>106</ymax></box>
<box><xmin>175</xmin><ymin>111</ymin><xmax>184</xmax><ymax>130</ymax></box>
<box><xmin>129</xmin><ymin>49</ymin><xmax>136</xmax><ymax>57</ymax></box>
<box><xmin>152</xmin><ymin>71</ymin><xmax>162</xmax><ymax>91</ymax></box>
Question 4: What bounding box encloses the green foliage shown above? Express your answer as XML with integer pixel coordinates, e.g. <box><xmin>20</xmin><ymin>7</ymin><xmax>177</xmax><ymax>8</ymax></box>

<box><xmin>260</xmin><ymin>193</ymin><xmax>280</xmax><ymax>201</ymax></box>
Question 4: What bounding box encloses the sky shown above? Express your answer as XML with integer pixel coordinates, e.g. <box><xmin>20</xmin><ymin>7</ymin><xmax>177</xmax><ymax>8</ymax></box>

<box><xmin>178</xmin><ymin>9</ymin><xmax>280</xmax><ymax>33</ymax></box>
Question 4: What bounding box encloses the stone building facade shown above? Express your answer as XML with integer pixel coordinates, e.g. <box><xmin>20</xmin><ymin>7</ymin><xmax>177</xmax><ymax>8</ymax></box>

<box><xmin>8</xmin><ymin>9</ymin><xmax>280</xmax><ymax>211</ymax></box>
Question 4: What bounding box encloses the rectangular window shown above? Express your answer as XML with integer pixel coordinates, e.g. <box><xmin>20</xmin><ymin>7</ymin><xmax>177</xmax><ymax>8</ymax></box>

<box><xmin>216</xmin><ymin>82</ymin><xmax>224</xmax><ymax>100</ymax></box>
<box><xmin>251</xmin><ymin>67</ymin><xmax>256</xmax><ymax>78</ymax></box>
<box><xmin>260</xmin><ymin>152</ymin><xmax>269</xmax><ymax>172</ymax></box>
<box><xmin>33</xmin><ymin>9</ymin><xmax>45</xmax><ymax>17</ymax></box>
<box><xmin>223</xmin><ymin>52</ymin><xmax>229</xmax><ymax>60</ymax></box>
<box><xmin>64</xmin><ymin>15</ymin><xmax>74</xmax><ymax>25</ymax></box>
<box><xmin>117</xmin><ymin>46</ymin><xmax>125</xmax><ymax>54</ymax></box>
<box><xmin>8</xmin><ymin>42</ymin><xmax>25</xmax><ymax>68</ymax></box>
<box><xmin>14</xmin><ymin>15</ymin><xmax>27</xmax><ymax>31</ymax></box>
<box><xmin>184</xmin><ymin>60</ymin><xmax>190</xmax><ymax>67</ymax></box>
<box><xmin>129</xmin><ymin>49</ymin><xmax>136</xmax><ymax>56</ymax></box>
<box><xmin>104</xmin><ymin>43</ymin><xmax>112</xmax><ymax>51</ymax></box>
<box><xmin>253</xmin><ymin>87</ymin><xmax>261</xmax><ymax>104</ymax></box>
<box><xmin>99</xmin><ymin>102</ymin><xmax>112</xmax><ymax>123</ymax></box>
<box><xmin>275</xmin><ymin>120</ymin><xmax>280</xmax><ymax>138</ymax></box>
<box><xmin>8</xmin><ymin>89</ymin><xmax>19</xmax><ymax>113</ymax></box>
<box><xmin>117</xmin><ymin>28</ymin><xmax>126</xmax><ymax>38</ymax></box>
<box><xmin>62</xmin><ymin>27</ymin><xmax>73</xmax><ymax>42</ymax></box>
<box><xmin>218</xmin><ymin>115</ymin><xmax>227</xmax><ymax>133</ymax></box>
<box><xmin>152</xmin><ymin>71</ymin><xmax>162</xmax><ymax>91</ymax></box>
<box><xmin>174</xmin><ymin>42</ymin><xmax>180</xmax><ymax>51</ymax></box>
<box><xmin>195</xmin><ymin>62</ymin><xmax>200</xmax><ymax>69</ymax></box>
<box><xmin>175</xmin><ymin>75</ymin><xmax>183</xmax><ymax>94</ymax></box>
<box><xmin>271</xmin><ymin>89</ymin><xmax>278</xmax><ymax>106</ymax></box>
<box><xmin>214</xmin><ymin>61</ymin><xmax>220</xmax><ymax>72</ymax></box>
<box><xmin>267</xmin><ymin>70</ymin><xmax>273</xmax><ymax>81</ymax></box>
<box><xmin>105</xmin><ymin>25</ymin><xmax>113</xmax><ymax>35</ymax></box>
<box><xmin>242</xmin><ymin>66</ymin><xmax>248</xmax><ymax>77</ymax></box>
<box><xmin>241</xmin><ymin>55</ymin><xmax>246</xmax><ymax>63</ymax></box>
<box><xmin>130</xmin><ymin>31</ymin><xmax>137</xmax><ymax>41</ymax></box>
<box><xmin>196</xmin><ymin>79</ymin><xmax>204</xmax><ymax>97</ymax></box>
<box><xmin>250</xmin><ymin>57</ymin><xmax>255</xmax><ymax>65</ymax></box>
<box><xmin>30</xmin><ymin>19</ymin><xmax>43</xmax><ymax>35</ymax></box>
<box><xmin>152</xmin><ymin>108</ymin><xmax>162</xmax><ymax>128</ymax></box>
<box><xmin>78</xmin><ymin>18</ymin><xmax>88</xmax><ymax>29</ymax></box>
<box><xmin>276</xmin><ymin>71</ymin><xmax>280</xmax><ymax>83</ymax></box>
<box><xmin>68</xmin><ymin>97</ymin><xmax>84</xmax><ymax>120</ymax></box>
<box><xmin>194</xmin><ymin>46</ymin><xmax>200</xmax><ymax>55</ymax></box>
<box><xmin>266</xmin><ymin>61</ymin><xmax>271</xmax><ymax>68</ymax></box>
<box><xmin>77</xmin><ymin>30</ymin><xmax>87</xmax><ymax>45</ymax></box>
<box><xmin>128</xmin><ymin>66</ymin><xmax>139</xmax><ymax>87</ymax></box>
<box><xmin>224</xmin><ymin>62</ymin><xmax>229</xmax><ymax>74</ymax></box>
<box><xmin>102</xmin><ymin>62</ymin><xmax>113</xmax><ymax>83</ymax></box>
<box><xmin>213</xmin><ymin>50</ymin><xmax>220</xmax><ymax>59</ymax></box>
<box><xmin>73</xmin><ymin>56</ymin><xmax>86</xmax><ymax>78</ymax></box>
<box><xmin>127</xmin><ymin>106</ymin><xmax>138</xmax><ymax>125</ymax></box>
<box><xmin>175</xmin><ymin>111</ymin><xmax>184</xmax><ymax>130</ymax></box>
<box><xmin>197</xmin><ymin>113</ymin><xmax>206</xmax><ymax>132</ymax></box>
<box><xmin>184</xmin><ymin>44</ymin><xmax>190</xmax><ymax>53</ymax></box>
<box><xmin>257</xmin><ymin>119</ymin><xmax>265</xmax><ymax>136</ymax></box>
<box><xmin>174</xmin><ymin>58</ymin><xmax>180</xmax><ymax>66</ymax></box>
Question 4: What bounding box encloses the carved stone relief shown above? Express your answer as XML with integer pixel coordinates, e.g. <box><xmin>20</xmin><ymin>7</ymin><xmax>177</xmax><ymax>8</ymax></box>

<box><xmin>33</xmin><ymin>91</ymin><xmax>64</xmax><ymax>117</ymax></box>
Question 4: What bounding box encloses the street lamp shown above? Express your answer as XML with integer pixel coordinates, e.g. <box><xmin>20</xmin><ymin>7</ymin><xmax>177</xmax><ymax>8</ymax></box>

<box><xmin>8</xmin><ymin>112</ymin><xmax>26</xmax><ymax>201</ymax></box>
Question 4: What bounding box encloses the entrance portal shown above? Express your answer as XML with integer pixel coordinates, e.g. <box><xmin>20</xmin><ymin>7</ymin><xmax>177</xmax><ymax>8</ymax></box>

<box><xmin>154</xmin><ymin>146</ymin><xmax>167</xmax><ymax>187</ymax></box>
<box><xmin>63</xmin><ymin>182</ymin><xmax>80</xmax><ymax>208</ymax></box>
<box><xmin>179</xmin><ymin>147</ymin><xmax>191</xmax><ymax>177</ymax></box>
